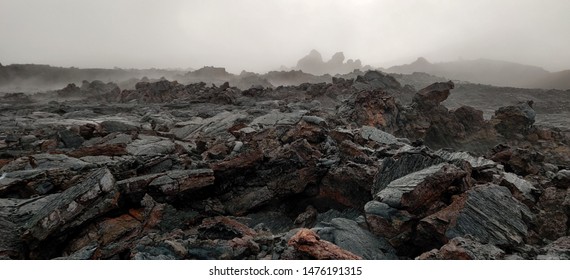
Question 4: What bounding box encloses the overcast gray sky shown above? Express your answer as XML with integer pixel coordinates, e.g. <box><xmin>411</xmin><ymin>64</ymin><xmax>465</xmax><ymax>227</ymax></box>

<box><xmin>1</xmin><ymin>0</ymin><xmax>570</xmax><ymax>73</ymax></box>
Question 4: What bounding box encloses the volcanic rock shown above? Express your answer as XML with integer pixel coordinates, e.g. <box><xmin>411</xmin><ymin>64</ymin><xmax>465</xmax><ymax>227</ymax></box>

<box><xmin>337</xmin><ymin>89</ymin><xmax>399</xmax><ymax>131</ymax></box>
<box><xmin>287</xmin><ymin>228</ymin><xmax>362</xmax><ymax>260</ymax></box>
<box><xmin>312</xmin><ymin>218</ymin><xmax>397</xmax><ymax>260</ymax></box>
<box><xmin>553</xmin><ymin>169</ymin><xmax>570</xmax><ymax>189</ymax></box>
<box><xmin>417</xmin><ymin>184</ymin><xmax>533</xmax><ymax>250</ymax></box>
<box><xmin>490</xmin><ymin>146</ymin><xmax>544</xmax><ymax>175</ymax></box>
<box><xmin>1</xmin><ymin>154</ymin><xmax>95</xmax><ymax>173</ymax></box>
<box><xmin>13</xmin><ymin>168</ymin><xmax>118</xmax><ymax>258</ymax></box>
<box><xmin>364</xmin><ymin>201</ymin><xmax>413</xmax><ymax>249</ymax></box>
<box><xmin>319</xmin><ymin>161</ymin><xmax>378</xmax><ymax>208</ymax></box>
<box><xmin>417</xmin><ymin>236</ymin><xmax>505</xmax><ymax>260</ymax></box>
<box><xmin>118</xmin><ymin>168</ymin><xmax>214</xmax><ymax>201</ymax></box>
<box><xmin>353</xmin><ymin>71</ymin><xmax>402</xmax><ymax>93</ymax></box>
<box><xmin>126</xmin><ymin>136</ymin><xmax>175</xmax><ymax>156</ymax></box>
<box><xmin>359</xmin><ymin>126</ymin><xmax>399</xmax><ymax>145</ymax></box>
<box><xmin>99</xmin><ymin>120</ymin><xmax>139</xmax><ymax>135</ymax></box>
<box><xmin>1</xmin><ymin>67</ymin><xmax>569</xmax><ymax>260</ymax></box>
<box><xmin>57</xmin><ymin>129</ymin><xmax>85</xmax><ymax>148</ymax></box>
<box><xmin>536</xmin><ymin>187</ymin><xmax>568</xmax><ymax>240</ymax></box>
<box><xmin>434</xmin><ymin>150</ymin><xmax>496</xmax><ymax>170</ymax></box>
<box><xmin>492</xmin><ymin>101</ymin><xmax>536</xmax><ymax>137</ymax></box>
<box><xmin>537</xmin><ymin>237</ymin><xmax>570</xmax><ymax>260</ymax></box>
<box><xmin>413</xmin><ymin>81</ymin><xmax>454</xmax><ymax>107</ymax></box>
<box><xmin>374</xmin><ymin>163</ymin><xmax>468</xmax><ymax>214</ymax></box>
<box><xmin>497</xmin><ymin>172</ymin><xmax>539</xmax><ymax>206</ymax></box>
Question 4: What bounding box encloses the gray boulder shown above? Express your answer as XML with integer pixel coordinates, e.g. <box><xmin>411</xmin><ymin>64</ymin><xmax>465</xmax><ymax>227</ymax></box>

<box><xmin>375</xmin><ymin>163</ymin><xmax>467</xmax><ymax>213</ymax></box>
<box><xmin>313</xmin><ymin>218</ymin><xmax>397</xmax><ymax>260</ymax></box>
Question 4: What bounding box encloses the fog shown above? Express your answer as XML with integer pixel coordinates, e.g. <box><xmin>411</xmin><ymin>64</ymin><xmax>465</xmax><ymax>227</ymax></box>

<box><xmin>1</xmin><ymin>0</ymin><xmax>570</xmax><ymax>73</ymax></box>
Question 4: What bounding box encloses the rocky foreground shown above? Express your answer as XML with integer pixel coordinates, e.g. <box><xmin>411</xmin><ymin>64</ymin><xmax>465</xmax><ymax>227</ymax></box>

<box><xmin>0</xmin><ymin>71</ymin><xmax>569</xmax><ymax>260</ymax></box>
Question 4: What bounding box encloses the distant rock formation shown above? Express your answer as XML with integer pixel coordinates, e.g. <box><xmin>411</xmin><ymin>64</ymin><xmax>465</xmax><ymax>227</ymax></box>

<box><xmin>295</xmin><ymin>50</ymin><xmax>364</xmax><ymax>75</ymax></box>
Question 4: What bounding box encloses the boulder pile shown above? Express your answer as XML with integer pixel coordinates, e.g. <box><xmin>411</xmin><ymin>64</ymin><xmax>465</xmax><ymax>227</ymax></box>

<box><xmin>1</xmin><ymin>71</ymin><xmax>569</xmax><ymax>259</ymax></box>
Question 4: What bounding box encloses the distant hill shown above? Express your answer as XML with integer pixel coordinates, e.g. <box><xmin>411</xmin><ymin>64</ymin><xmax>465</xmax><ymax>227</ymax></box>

<box><xmin>532</xmin><ymin>69</ymin><xmax>570</xmax><ymax>90</ymax></box>
<box><xmin>0</xmin><ymin>63</ymin><xmax>189</xmax><ymax>92</ymax></box>
<box><xmin>387</xmin><ymin>57</ymin><xmax>570</xmax><ymax>90</ymax></box>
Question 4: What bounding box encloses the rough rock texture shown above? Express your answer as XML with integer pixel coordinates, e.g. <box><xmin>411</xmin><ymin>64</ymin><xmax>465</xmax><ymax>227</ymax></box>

<box><xmin>373</xmin><ymin>151</ymin><xmax>445</xmax><ymax>195</ymax></box>
<box><xmin>0</xmin><ymin>169</ymin><xmax>118</xmax><ymax>259</ymax></box>
<box><xmin>492</xmin><ymin>101</ymin><xmax>536</xmax><ymax>137</ymax></box>
<box><xmin>417</xmin><ymin>237</ymin><xmax>505</xmax><ymax>260</ymax></box>
<box><xmin>417</xmin><ymin>184</ymin><xmax>533</xmax><ymax>250</ymax></box>
<box><xmin>375</xmin><ymin>163</ymin><xmax>468</xmax><ymax>213</ymax></box>
<box><xmin>497</xmin><ymin>172</ymin><xmax>539</xmax><ymax>206</ymax></box>
<box><xmin>537</xmin><ymin>237</ymin><xmax>570</xmax><ymax>260</ymax></box>
<box><xmin>413</xmin><ymin>81</ymin><xmax>454</xmax><ymax>107</ymax></box>
<box><xmin>313</xmin><ymin>218</ymin><xmax>397</xmax><ymax>260</ymax></box>
<box><xmin>364</xmin><ymin>201</ymin><xmax>413</xmax><ymax>249</ymax></box>
<box><xmin>553</xmin><ymin>169</ymin><xmax>570</xmax><ymax>188</ymax></box>
<box><xmin>536</xmin><ymin>187</ymin><xmax>568</xmax><ymax>241</ymax></box>
<box><xmin>23</xmin><ymin>169</ymin><xmax>117</xmax><ymax>240</ymax></box>
<box><xmin>352</xmin><ymin>71</ymin><xmax>402</xmax><ymax>93</ymax></box>
<box><xmin>338</xmin><ymin>89</ymin><xmax>400</xmax><ymax>131</ymax></box>
<box><xmin>490</xmin><ymin>146</ymin><xmax>545</xmax><ymax>175</ymax></box>
<box><xmin>287</xmin><ymin>229</ymin><xmax>362</xmax><ymax>260</ymax></box>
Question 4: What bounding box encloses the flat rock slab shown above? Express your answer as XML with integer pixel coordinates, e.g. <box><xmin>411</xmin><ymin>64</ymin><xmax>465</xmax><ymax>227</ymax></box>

<box><xmin>373</xmin><ymin>151</ymin><xmax>445</xmax><ymax>195</ymax></box>
<box><xmin>360</xmin><ymin>126</ymin><xmax>399</xmax><ymax>145</ymax></box>
<box><xmin>118</xmin><ymin>168</ymin><xmax>214</xmax><ymax>197</ymax></box>
<box><xmin>434</xmin><ymin>150</ymin><xmax>497</xmax><ymax>170</ymax></box>
<box><xmin>126</xmin><ymin>137</ymin><xmax>175</xmax><ymax>156</ymax></box>
<box><xmin>498</xmin><ymin>172</ymin><xmax>538</xmax><ymax>205</ymax></box>
<box><xmin>172</xmin><ymin>111</ymin><xmax>247</xmax><ymax>139</ymax></box>
<box><xmin>375</xmin><ymin>163</ymin><xmax>467</xmax><ymax>212</ymax></box>
<box><xmin>1</xmin><ymin>154</ymin><xmax>95</xmax><ymax>173</ymax></box>
<box><xmin>250</xmin><ymin>110</ymin><xmax>307</xmax><ymax>127</ymax></box>
<box><xmin>0</xmin><ymin>168</ymin><xmax>78</xmax><ymax>197</ymax></box>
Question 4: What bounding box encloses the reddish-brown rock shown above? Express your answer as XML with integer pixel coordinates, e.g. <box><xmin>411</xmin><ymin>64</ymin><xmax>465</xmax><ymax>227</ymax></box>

<box><xmin>198</xmin><ymin>216</ymin><xmax>256</xmax><ymax>240</ymax></box>
<box><xmin>67</xmin><ymin>143</ymin><xmax>128</xmax><ymax>158</ymax></box>
<box><xmin>320</xmin><ymin>162</ymin><xmax>378</xmax><ymax>208</ymax></box>
<box><xmin>288</xmin><ymin>229</ymin><xmax>362</xmax><ymax>260</ymax></box>
<box><xmin>375</xmin><ymin>163</ymin><xmax>468</xmax><ymax>214</ymax></box>
<box><xmin>338</xmin><ymin>89</ymin><xmax>400</xmax><ymax>132</ymax></box>
<box><xmin>211</xmin><ymin>149</ymin><xmax>264</xmax><ymax>172</ymax></box>
<box><xmin>413</xmin><ymin>81</ymin><xmax>454</xmax><ymax>106</ymax></box>
<box><xmin>364</xmin><ymin>201</ymin><xmax>414</xmax><ymax>248</ymax></box>
<box><xmin>536</xmin><ymin>187</ymin><xmax>568</xmax><ymax>240</ymax></box>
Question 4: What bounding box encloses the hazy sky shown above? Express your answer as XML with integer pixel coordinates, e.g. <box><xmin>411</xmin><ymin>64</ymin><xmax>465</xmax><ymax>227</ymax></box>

<box><xmin>1</xmin><ymin>0</ymin><xmax>570</xmax><ymax>73</ymax></box>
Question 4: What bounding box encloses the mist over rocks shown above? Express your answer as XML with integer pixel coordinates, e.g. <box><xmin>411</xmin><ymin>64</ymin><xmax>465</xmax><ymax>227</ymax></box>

<box><xmin>387</xmin><ymin>57</ymin><xmax>570</xmax><ymax>90</ymax></box>
<box><xmin>2</xmin><ymin>0</ymin><xmax>570</xmax><ymax>261</ymax></box>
